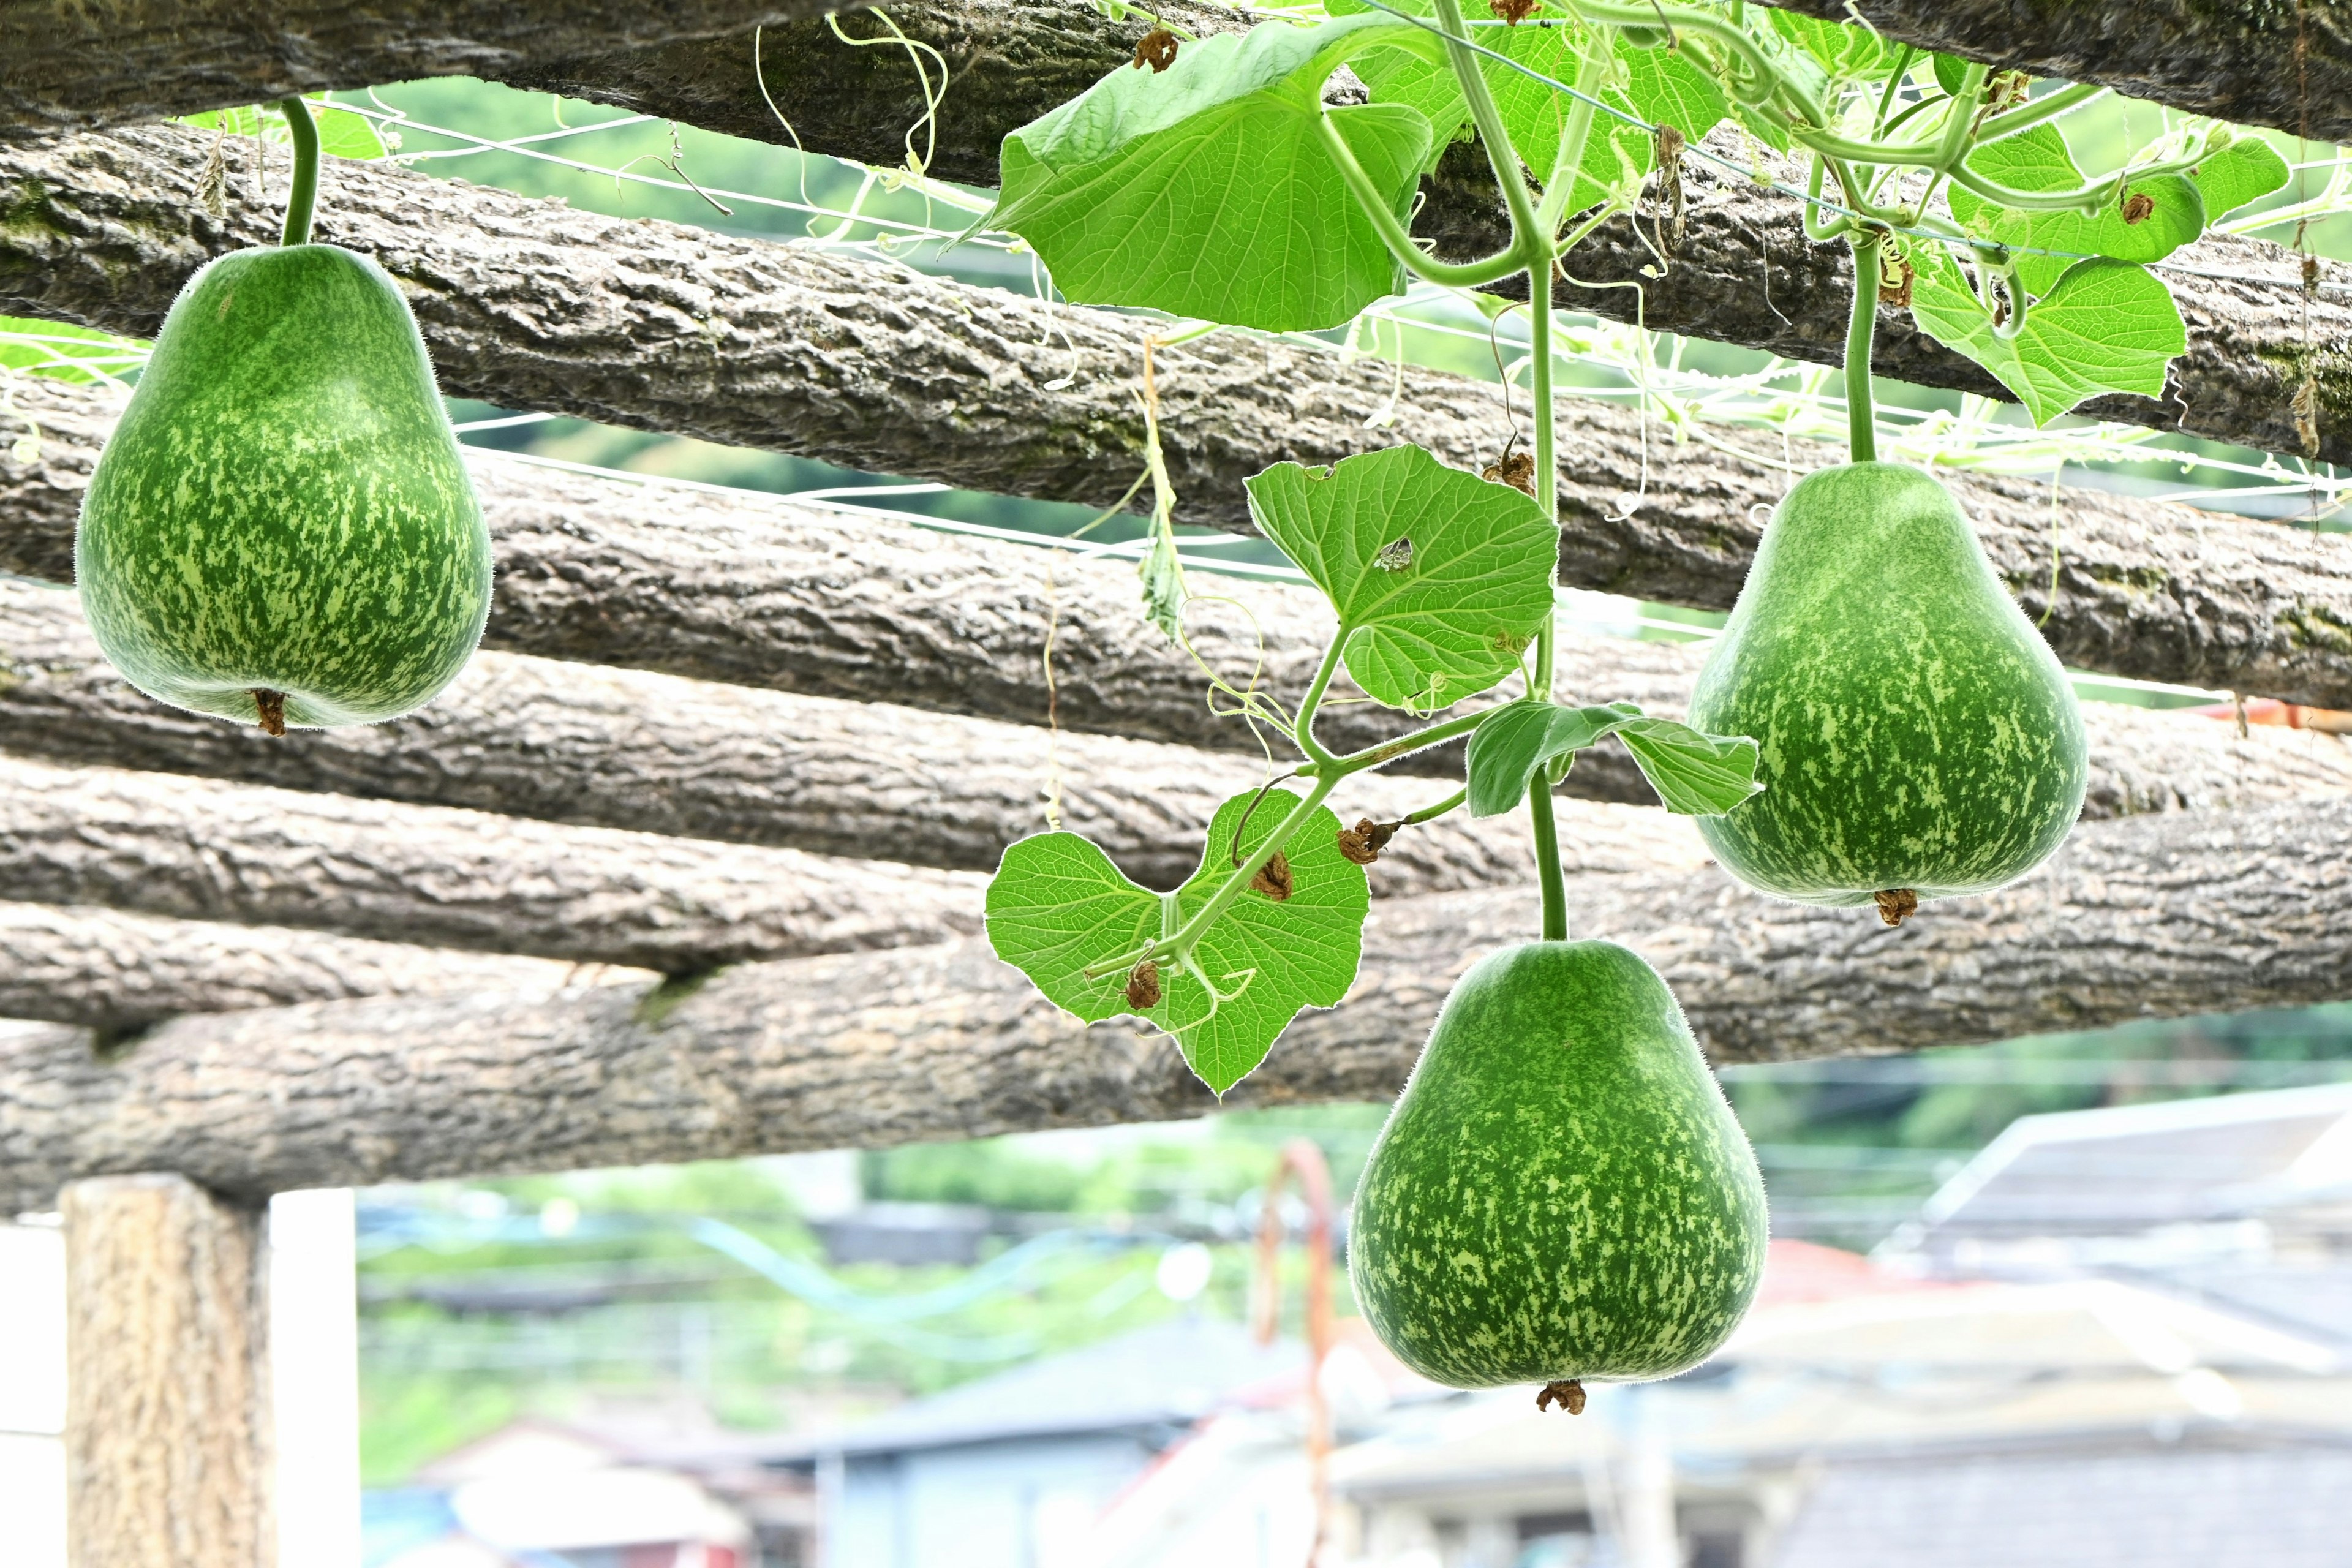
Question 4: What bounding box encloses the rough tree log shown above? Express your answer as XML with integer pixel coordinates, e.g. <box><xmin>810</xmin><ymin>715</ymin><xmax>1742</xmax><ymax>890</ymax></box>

<box><xmin>0</xmin><ymin>0</ymin><xmax>842</xmax><ymax>141</ymax></box>
<box><xmin>0</xmin><ymin>901</ymin><xmax>605</xmax><ymax>1034</ymax></box>
<box><xmin>0</xmin><ymin>755</ymin><xmax>987</xmax><ymax>974</ymax></box>
<box><xmin>10</xmin><ymin>581</ymin><xmax>2351</xmax><ymax>902</ymax></box>
<box><xmin>2</xmin><ymin>126</ymin><xmax>2346</xmax><ymax>560</ymax></box>
<box><xmin>0</xmin><ymin>585</ymin><xmax>1702</xmax><ymax>899</ymax></box>
<box><xmin>10</xmin><ymin>358</ymin><xmax>2352</xmax><ymax>722</ymax></box>
<box><xmin>61</xmin><ymin>1172</ymin><xmax>271</xmax><ymax>1568</ymax></box>
<box><xmin>1746</xmin><ymin>0</ymin><xmax>2352</xmax><ymax>149</ymax></box>
<box><xmin>4</xmin><ymin>794</ymin><xmax>2347</xmax><ymax>1212</ymax></box>
<box><xmin>5</xmin><ymin>0</ymin><xmax>2343</xmax><ymax>151</ymax></box>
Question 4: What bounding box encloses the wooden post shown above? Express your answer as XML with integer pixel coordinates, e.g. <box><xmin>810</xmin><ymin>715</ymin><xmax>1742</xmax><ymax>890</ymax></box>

<box><xmin>62</xmin><ymin>1173</ymin><xmax>273</xmax><ymax>1568</ymax></box>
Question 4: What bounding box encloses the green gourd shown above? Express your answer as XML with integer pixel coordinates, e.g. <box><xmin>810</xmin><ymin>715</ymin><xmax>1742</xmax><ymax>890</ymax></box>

<box><xmin>1350</xmin><ymin>941</ymin><xmax>1768</xmax><ymax>1394</ymax></box>
<box><xmin>1686</xmin><ymin>462</ymin><xmax>2086</xmax><ymax>921</ymax></box>
<box><xmin>75</xmin><ymin>243</ymin><xmax>491</xmax><ymax>732</ymax></box>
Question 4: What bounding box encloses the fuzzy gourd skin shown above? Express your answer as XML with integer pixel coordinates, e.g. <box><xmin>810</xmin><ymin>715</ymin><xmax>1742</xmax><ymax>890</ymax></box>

<box><xmin>1687</xmin><ymin>462</ymin><xmax>2087</xmax><ymax>907</ymax></box>
<box><xmin>76</xmin><ymin>244</ymin><xmax>491</xmax><ymax>729</ymax></box>
<box><xmin>1350</xmin><ymin>941</ymin><xmax>1768</xmax><ymax>1389</ymax></box>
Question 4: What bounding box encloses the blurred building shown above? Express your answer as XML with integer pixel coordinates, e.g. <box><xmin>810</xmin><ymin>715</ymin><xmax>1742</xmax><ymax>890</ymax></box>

<box><xmin>767</xmin><ymin>1316</ymin><xmax>1343</xmax><ymax>1568</ymax></box>
<box><xmin>365</xmin><ymin>1409</ymin><xmax>796</xmax><ymax>1568</ymax></box>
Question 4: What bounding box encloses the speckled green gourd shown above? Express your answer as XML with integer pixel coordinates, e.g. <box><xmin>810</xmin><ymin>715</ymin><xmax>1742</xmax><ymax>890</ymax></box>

<box><xmin>75</xmin><ymin>244</ymin><xmax>491</xmax><ymax>729</ymax></box>
<box><xmin>1687</xmin><ymin>462</ymin><xmax>2086</xmax><ymax>908</ymax></box>
<box><xmin>1350</xmin><ymin>941</ymin><xmax>1767</xmax><ymax>1388</ymax></box>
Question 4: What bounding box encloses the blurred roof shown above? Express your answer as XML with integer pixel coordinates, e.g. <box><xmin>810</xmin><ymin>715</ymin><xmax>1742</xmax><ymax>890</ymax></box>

<box><xmin>769</xmin><ymin>1317</ymin><xmax>1306</xmax><ymax>1463</ymax></box>
<box><xmin>1913</xmin><ymin>1084</ymin><xmax>2352</xmax><ymax>1240</ymax></box>
<box><xmin>1770</xmin><ymin>1445</ymin><xmax>2352</xmax><ymax>1568</ymax></box>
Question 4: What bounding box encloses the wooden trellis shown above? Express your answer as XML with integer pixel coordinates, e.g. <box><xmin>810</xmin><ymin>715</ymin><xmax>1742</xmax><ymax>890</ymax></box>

<box><xmin>2</xmin><ymin>2</ymin><xmax>2348</xmax><ymax>1561</ymax></box>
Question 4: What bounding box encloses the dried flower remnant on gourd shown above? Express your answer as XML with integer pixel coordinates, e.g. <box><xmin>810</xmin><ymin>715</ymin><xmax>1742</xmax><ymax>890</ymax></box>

<box><xmin>1126</xmin><ymin>960</ymin><xmax>1163</xmax><ymax>1009</ymax></box>
<box><xmin>1133</xmin><ymin>29</ymin><xmax>1179</xmax><ymax>72</ymax></box>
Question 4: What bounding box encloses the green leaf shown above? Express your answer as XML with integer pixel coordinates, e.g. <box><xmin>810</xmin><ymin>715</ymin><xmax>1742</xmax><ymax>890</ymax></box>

<box><xmin>992</xmin><ymin>16</ymin><xmax>1434</xmax><ymax>332</ymax></box>
<box><xmin>1612</xmin><ymin>717</ymin><xmax>1765</xmax><ymax>815</ymax></box>
<box><xmin>1907</xmin><ymin>246</ymin><xmax>2186</xmax><ymax>424</ymax></box>
<box><xmin>178</xmin><ymin>97</ymin><xmax>389</xmax><ymax>160</ymax></box>
<box><xmin>984</xmin><ymin>789</ymin><xmax>1370</xmax><ymax>1094</ymax></box>
<box><xmin>1951</xmin><ymin>126</ymin><xmax>2204</xmax><ymax>295</ymax></box>
<box><xmin>2193</xmin><ymin>134</ymin><xmax>2292</xmax><ymax>223</ymax></box>
<box><xmin>1931</xmin><ymin>52</ymin><xmax>1972</xmax><ymax>99</ymax></box>
<box><xmin>1466</xmin><ymin>698</ymin><xmax>1760</xmax><ymax>818</ymax></box>
<box><xmin>1466</xmin><ymin>698</ymin><xmax>1636</xmax><ymax>816</ymax></box>
<box><xmin>0</xmin><ymin>316</ymin><xmax>146</xmax><ymax>384</ymax></box>
<box><xmin>1763</xmin><ymin>10</ymin><xmax>1902</xmax><ymax>81</ymax></box>
<box><xmin>1246</xmin><ymin>446</ymin><xmax>1556</xmax><ymax>713</ymax></box>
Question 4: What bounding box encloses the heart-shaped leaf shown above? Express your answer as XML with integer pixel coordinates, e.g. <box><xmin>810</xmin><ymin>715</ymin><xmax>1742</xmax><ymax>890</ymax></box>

<box><xmin>985</xmin><ymin>788</ymin><xmax>1370</xmax><ymax>1093</ymax></box>
<box><xmin>992</xmin><ymin>15</ymin><xmax>1435</xmax><ymax>331</ymax></box>
<box><xmin>1907</xmin><ymin>246</ymin><xmax>2186</xmax><ymax>425</ymax></box>
<box><xmin>1246</xmin><ymin>446</ymin><xmax>1558</xmax><ymax>714</ymax></box>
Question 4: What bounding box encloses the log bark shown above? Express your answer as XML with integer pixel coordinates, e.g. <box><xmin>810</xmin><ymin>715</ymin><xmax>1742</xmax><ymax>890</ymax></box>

<box><xmin>0</xmin><ymin>0</ymin><xmax>842</xmax><ymax>143</ymax></box>
<box><xmin>4</xmin><ymin>0</ymin><xmax>2343</xmax><ymax>155</ymax></box>
<box><xmin>2</xmin><ymin>125</ymin><xmax>2345</xmax><ymax>567</ymax></box>
<box><xmin>0</xmin><ymin>584</ymin><xmax>1703</xmax><ymax>899</ymax></box>
<box><xmin>0</xmin><ymin>901</ymin><xmax>608</xmax><ymax>1034</ymax></box>
<box><xmin>5</xmin><ymin>794</ymin><xmax>2348</xmax><ymax>1212</ymax></box>
<box><xmin>61</xmin><ymin>1172</ymin><xmax>272</xmax><ymax>1568</ymax></box>
<box><xmin>6</xmin><ymin>584</ymin><xmax>2349</xmax><ymax>903</ymax></box>
<box><xmin>0</xmin><ymin>755</ymin><xmax>987</xmax><ymax>975</ymax></box>
<box><xmin>1746</xmin><ymin>0</ymin><xmax>2352</xmax><ymax>149</ymax></box>
<box><xmin>11</xmin><ymin>358</ymin><xmax>2352</xmax><ymax>723</ymax></box>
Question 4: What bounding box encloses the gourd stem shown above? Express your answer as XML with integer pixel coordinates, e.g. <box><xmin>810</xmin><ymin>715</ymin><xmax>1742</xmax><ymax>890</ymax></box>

<box><xmin>1528</xmin><ymin>784</ymin><xmax>1568</xmax><ymax>942</ymax></box>
<box><xmin>1844</xmin><ymin>231</ymin><xmax>1881</xmax><ymax>464</ymax></box>
<box><xmin>1527</xmin><ymin>107</ymin><xmax>1570</xmax><ymax>943</ymax></box>
<box><xmin>277</xmin><ymin>96</ymin><xmax>320</xmax><ymax>247</ymax></box>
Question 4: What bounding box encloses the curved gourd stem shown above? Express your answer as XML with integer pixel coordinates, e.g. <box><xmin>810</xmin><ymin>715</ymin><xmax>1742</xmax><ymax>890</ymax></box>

<box><xmin>1845</xmin><ymin>231</ymin><xmax>1882</xmax><ymax>465</ymax></box>
<box><xmin>276</xmin><ymin>96</ymin><xmax>321</xmax><ymax>247</ymax></box>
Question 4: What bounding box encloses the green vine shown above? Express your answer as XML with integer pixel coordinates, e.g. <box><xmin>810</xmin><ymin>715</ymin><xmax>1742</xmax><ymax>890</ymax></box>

<box><xmin>979</xmin><ymin>0</ymin><xmax>2293</xmax><ymax>1093</ymax></box>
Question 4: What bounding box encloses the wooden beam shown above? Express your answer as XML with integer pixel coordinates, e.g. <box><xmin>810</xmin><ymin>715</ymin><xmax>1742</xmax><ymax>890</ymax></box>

<box><xmin>0</xmin><ymin>901</ymin><xmax>614</xmax><ymax>1033</ymax></box>
<box><xmin>12</xmin><ymin>372</ymin><xmax>2352</xmax><ymax>721</ymax></box>
<box><xmin>61</xmin><ymin>1173</ymin><xmax>272</xmax><ymax>1568</ymax></box>
<box><xmin>0</xmin><ymin>584</ymin><xmax>1708</xmax><ymax>897</ymax></box>
<box><xmin>0</xmin><ymin>0</ymin><xmax>840</xmax><ymax>142</ymax></box>
<box><xmin>5</xmin><ymin>794</ymin><xmax>2349</xmax><ymax>1212</ymax></box>
<box><xmin>1</xmin><ymin>124</ymin><xmax>2343</xmax><ymax>531</ymax></box>
<box><xmin>0</xmin><ymin>755</ymin><xmax>987</xmax><ymax>975</ymax></box>
<box><xmin>4</xmin><ymin>585</ymin><xmax>2348</xmax><ymax>946</ymax></box>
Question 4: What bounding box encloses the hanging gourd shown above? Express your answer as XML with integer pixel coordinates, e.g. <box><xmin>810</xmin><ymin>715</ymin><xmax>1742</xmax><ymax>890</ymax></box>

<box><xmin>75</xmin><ymin>96</ymin><xmax>491</xmax><ymax>734</ymax></box>
<box><xmin>1349</xmin><ymin>941</ymin><xmax>1769</xmax><ymax>1401</ymax></box>
<box><xmin>1686</xmin><ymin>235</ymin><xmax>2087</xmax><ymax>924</ymax></box>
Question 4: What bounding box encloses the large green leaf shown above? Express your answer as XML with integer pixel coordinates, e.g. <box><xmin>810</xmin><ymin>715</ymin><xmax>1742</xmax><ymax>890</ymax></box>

<box><xmin>992</xmin><ymin>15</ymin><xmax>1434</xmax><ymax>331</ymax></box>
<box><xmin>1907</xmin><ymin>246</ymin><xmax>2186</xmax><ymax>425</ymax></box>
<box><xmin>985</xmin><ymin>789</ymin><xmax>1370</xmax><ymax>1093</ymax></box>
<box><xmin>1465</xmin><ymin>698</ymin><xmax>1761</xmax><ymax>817</ymax></box>
<box><xmin>1951</xmin><ymin>126</ymin><xmax>2204</xmax><ymax>296</ymax></box>
<box><xmin>1246</xmin><ymin>446</ymin><xmax>1557</xmax><ymax>714</ymax></box>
